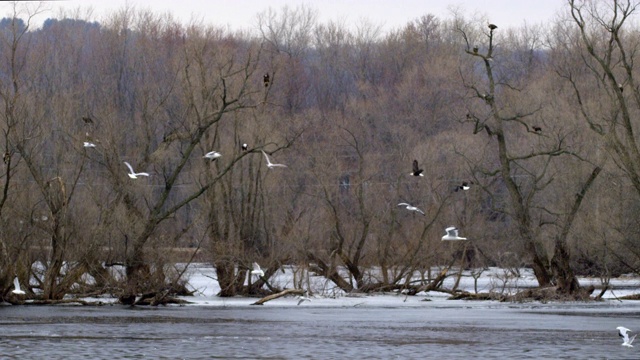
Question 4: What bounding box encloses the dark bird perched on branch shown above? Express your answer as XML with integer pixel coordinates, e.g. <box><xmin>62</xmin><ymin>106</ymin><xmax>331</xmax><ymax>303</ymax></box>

<box><xmin>3</xmin><ymin>152</ymin><xmax>9</xmax><ymax>165</ymax></box>
<box><xmin>488</xmin><ymin>23</ymin><xmax>497</xmax><ymax>30</ymax></box>
<box><xmin>532</xmin><ymin>126</ymin><xmax>542</xmax><ymax>133</ymax></box>
<box><xmin>263</xmin><ymin>73</ymin><xmax>270</xmax><ymax>87</ymax></box>
<box><xmin>473</xmin><ymin>45</ymin><xmax>478</xmax><ymax>54</ymax></box>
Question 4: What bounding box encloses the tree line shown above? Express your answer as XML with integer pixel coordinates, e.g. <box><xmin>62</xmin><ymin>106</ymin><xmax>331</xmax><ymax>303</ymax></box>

<box><xmin>0</xmin><ymin>0</ymin><xmax>638</xmax><ymax>304</ymax></box>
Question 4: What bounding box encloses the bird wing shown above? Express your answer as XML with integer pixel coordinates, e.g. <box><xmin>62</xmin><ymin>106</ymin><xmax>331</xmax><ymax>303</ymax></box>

<box><xmin>621</xmin><ymin>332</ymin><xmax>630</xmax><ymax>343</ymax></box>
<box><xmin>252</xmin><ymin>262</ymin><xmax>261</xmax><ymax>271</ymax></box>
<box><xmin>629</xmin><ymin>334</ymin><xmax>637</xmax><ymax>345</ymax></box>
<box><xmin>445</xmin><ymin>226</ymin><xmax>456</xmax><ymax>234</ymax></box>
<box><xmin>124</xmin><ymin>161</ymin><xmax>135</xmax><ymax>174</ymax></box>
<box><xmin>270</xmin><ymin>163</ymin><xmax>287</xmax><ymax>168</ymax></box>
<box><xmin>416</xmin><ymin>208</ymin><xmax>425</xmax><ymax>215</ymax></box>
<box><xmin>13</xmin><ymin>277</ymin><xmax>21</xmax><ymax>292</ymax></box>
<box><xmin>137</xmin><ymin>172</ymin><xmax>150</xmax><ymax>177</ymax></box>
<box><xmin>261</xmin><ymin>150</ymin><xmax>271</xmax><ymax>165</ymax></box>
<box><xmin>397</xmin><ymin>203</ymin><xmax>410</xmax><ymax>207</ymax></box>
<box><xmin>618</xmin><ymin>327</ymin><xmax>631</xmax><ymax>337</ymax></box>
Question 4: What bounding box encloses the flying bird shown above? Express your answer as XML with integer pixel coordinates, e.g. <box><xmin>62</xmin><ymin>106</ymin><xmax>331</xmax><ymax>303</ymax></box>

<box><xmin>488</xmin><ymin>23</ymin><xmax>498</xmax><ymax>30</ymax></box>
<box><xmin>397</xmin><ymin>203</ymin><xmax>425</xmax><ymax>216</ymax></box>
<box><xmin>82</xmin><ymin>116</ymin><xmax>93</xmax><ymax>124</ymax></box>
<box><xmin>410</xmin><ymin>160</ymin><xmax>424</xmax><ymax>177</ymax></box>
<box><xmin>263</xmin><ymin>73</ymin><xmax>270</xmax><ymax>87</ymax></box>
<box><xmin>203</xmin><ymin>151</ymin><xmax>222</xmax><ymax>161</ymax></box>
<box><xmin>83</xmin><ymin>142</ymin><xmax>96</xmax><ymax>148</ymax></box>
<box><xmin>251</xmin><ymin>262</ymin><xmax>265</xmax><ymax>277</ymax></box>
<box><xmin>124</xmin><ymin>161</ymin><xmax>150</xmax><ymax>179</ymax></box>
<box><xmin>618</xmin><ymin>326</ymin><xmax>636</xmax><ymax>347</ymax></box>
<box><xmin>12</xmin><ymin>277</ymin><xmax>25</xmax><ymax>295</ymax></box>
<box><xmin>454</xmin><ymin>182</ymin><xmax>471</xmax><ymax>192</ymax></box>
<box><xmin>442</xmin><ymin>227</ymin><xmax>467</xmax><ymax>241</ymax></box>
<box><xmin>297</xmin><ymin>291</ymin><xmax>312</xmax><ymax>305</ymax></box>
<box><xmin>261</xmin><ymin>150</ymin><xmax>287</xmax><ymax>169</ymax></box>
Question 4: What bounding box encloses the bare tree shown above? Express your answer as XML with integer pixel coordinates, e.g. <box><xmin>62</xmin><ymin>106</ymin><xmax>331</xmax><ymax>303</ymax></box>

<box><xmin>457</xmin><ymin>17</ymin><xmax>601</xmax><ymax>296</ymax></box>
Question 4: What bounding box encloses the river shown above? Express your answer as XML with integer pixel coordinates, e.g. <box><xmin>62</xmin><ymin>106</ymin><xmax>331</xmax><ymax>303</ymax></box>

<box><xmin>1</xmin><ymin>300</ymin><xmax>638</xmax><ymax>359</ymax></box>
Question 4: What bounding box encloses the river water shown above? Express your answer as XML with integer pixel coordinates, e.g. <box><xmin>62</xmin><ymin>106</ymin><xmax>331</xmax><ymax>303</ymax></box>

<box><xmin>1</xmin><ymin>301</ymin><xmax>638</xmax><ymax>359</ymax></box>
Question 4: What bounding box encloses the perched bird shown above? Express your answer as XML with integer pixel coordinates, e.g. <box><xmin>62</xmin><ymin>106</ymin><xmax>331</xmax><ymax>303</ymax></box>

<box><xmin>532</xmin><ymin>126</ymin><xmax>542</xmax><ymax>133</ymax></box>
<box><xmin>241</xmin><ymin>143</ymin><xmax>248</xmax><ymax>151</ymax></box>
<box><xmin>618</xmin><ymin>83</ymin><xmax>624</xmax><ymax>92</ymax></box>
<box><xmin>12</xmin><ymin>276</ymin><xmax>25</xmax><ymax>295</ymax></box>
<box><xmin>82</xmin><ymin>116</ymin><xmax>94</xmax><ymax>124</ymax></box>
<box><xmin>410</xmin><ymin>159</ymin><xmax>424</xmax><ymax>177</ymax></box>
<box><xmin>124</xmin><ymin>161</ymin><xmax>150</xmax><ymax>179</ymax></box>
<box><xmin>297</xmin><ymin>291</ymin><xmax>312</xmax><ymax>305</ymax></box>
<box><xmin>618</xmin><ymin>326</ymin><xmax>636</xmax><ymax>347</ymax></box>
<box><xmin>488</xmin><ymin>23</ymin><xmax>498</xmax><ymax>30</ymax></box>
<box><xmin>397</xmin><ymin>203</ymin><xmax>426</xmax><ymax>216</ymax></box>
<box><xmin>442</xmin><ymin>227</ymin><xmax>467</xmax><ymax>241</ymax></box>
<box><xmin>263</xmin><ymin>73</ymin><xmax>270</xmax><ymax>87</ymax></box>
<box><xmin>203</xmin><ymin>151</ymin><xmax>222</xmax><ymax>161</ymax></box>
<box><xmin>473</xmin><ymin>45</ymin><xmax>478</xmax><ymax>54</ymax></box>
<box><xmin>3</xmin><ymin>152</ymin><xmax>10</xmax><ymax>164</ymax></box>
<box><xmin>83</xmin><ymin>142</ymin><xmax>96</xmax><ymax>148</ymax></box>
<box><xmin>261</xmin><ymin>150</ymin><xmax>287</xmax><ymax>169</ymax></box>
<box><xmin>251</xmin><ymin>262</ymin><xmax>265</xmax><ymax>277</ymax></box>
<box><xmin>454</xmin><ymin>182</ymin><xmax>472</xmax><ymax>192</ymax></box>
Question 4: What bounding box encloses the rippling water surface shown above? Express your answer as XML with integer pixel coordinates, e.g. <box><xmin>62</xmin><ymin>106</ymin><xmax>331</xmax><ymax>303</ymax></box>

<box><xmin>1</xmin><ymin>302</ymin><xmax>639</xmax><ymax>359</ymax></box>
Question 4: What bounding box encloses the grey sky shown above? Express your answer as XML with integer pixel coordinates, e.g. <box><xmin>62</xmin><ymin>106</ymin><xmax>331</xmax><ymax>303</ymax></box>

<box><xmin>2</xmin><ymin>0</ymin><xmax>565</xmax><ymax>32</ymax></box>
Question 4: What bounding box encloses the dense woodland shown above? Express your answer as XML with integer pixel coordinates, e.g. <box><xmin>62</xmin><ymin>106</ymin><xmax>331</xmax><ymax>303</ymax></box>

<box><xmin>1</xmin><ymin>0</ymin><xmax>640</xmax><ymax>304</ymax></box>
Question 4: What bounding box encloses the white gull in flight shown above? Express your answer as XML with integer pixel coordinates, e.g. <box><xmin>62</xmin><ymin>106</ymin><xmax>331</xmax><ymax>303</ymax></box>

<box><xmin>442</xmin><ymin>227</ymin><xmax>467</xmax><ymax>241</ymax></box>
<box><xmin>124</xmin><ymin>161</ymin><xmax>150</xmax><ymax>179</ymax></box>
<box><xmin>618</xmin><ymin>326</ymin><xmax>636</xmax><ymax>347</ymax></box>
<box><xmin>12</xmin><ymin>277</ymin><xmax>25</xmax><ymax>295</ymax></box>
<box><xmin>397</xmin><ymin>203</ymin><xmax>425</xmax><ymax>216</ymax></box>
<box><xmin>261</xmin><ymin>150</ymin><xmax>287</xmax><ymax>169</ymax></box>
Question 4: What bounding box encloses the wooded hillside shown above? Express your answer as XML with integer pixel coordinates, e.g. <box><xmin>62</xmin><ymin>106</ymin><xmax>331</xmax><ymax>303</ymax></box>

<box><xmin>0</xmin><ymin>1</ymin><xmax>638</xmax><ymax>302</ymax></box>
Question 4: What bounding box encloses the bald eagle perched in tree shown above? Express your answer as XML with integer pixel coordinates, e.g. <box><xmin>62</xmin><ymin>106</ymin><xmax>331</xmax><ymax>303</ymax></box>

<box><xmin>263</xmin><ymin>73</ymin><xmax>270</xmax><ymax>87</ymax></box>
<box><xmin>488</xmin><ymin>23</ymin><xmax>497</xmax><ymax>30</ymax></box>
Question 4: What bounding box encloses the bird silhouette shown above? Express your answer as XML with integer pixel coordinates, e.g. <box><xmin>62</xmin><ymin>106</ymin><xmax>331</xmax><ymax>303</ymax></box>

<box><xmin>12</xmin><ymin>276</ymin><xmax>25</xmax><ymax>295</ymax></box>
<box><xmin>454</xmin><ymin>182</ymin><xmax>472</xmax><ymax>192</ymax></box>
<box><xmin>618</xmin><ymin>326</ymin><xmax>636</xmax><ymax>347</ymax></box>
<box><xmin>442</xmin><ymin>227</ymin><xmax>467</xmax><ymax>241</ymax></box>
<box><xmin>203</xmin><ymin>151</ymin><xmax>222</xmax><ymax>161</ymax></box>
<box><xmin>397</xmin><ymin>203</ymin><xmax>425</xmax><ymax>216</ymax></box>
<box><xmin>124</xmin><ymin>161</ymin><xmax>150</xmax><ymax>179</ymax></box>
<box><xmin>261</xmin><ymin>150</ymin><xmax>287</xmax><ymax>169</ymax></box>
<box><xmin>410</xmin><ymin>160</ymin><xmax>424</xmax><ymax>177</ymax></box>
<box><xmin>251</xmin><ymin>262</ymin><xmax>265</xmax><ymax>277</ymax></box>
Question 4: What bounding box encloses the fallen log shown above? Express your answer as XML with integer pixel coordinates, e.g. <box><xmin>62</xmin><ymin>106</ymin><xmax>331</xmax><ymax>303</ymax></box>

<box><xmin>252</xmin><ymin>288</ymin><xmax>304</xmax><ymax>305</ymax></box>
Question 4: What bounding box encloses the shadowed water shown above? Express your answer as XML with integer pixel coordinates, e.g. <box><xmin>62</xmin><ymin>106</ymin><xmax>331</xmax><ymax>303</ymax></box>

<box><xmin>1</xmin><ymin>302</ymin><xmax>639</xmax><ymax>359</ymax></box>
